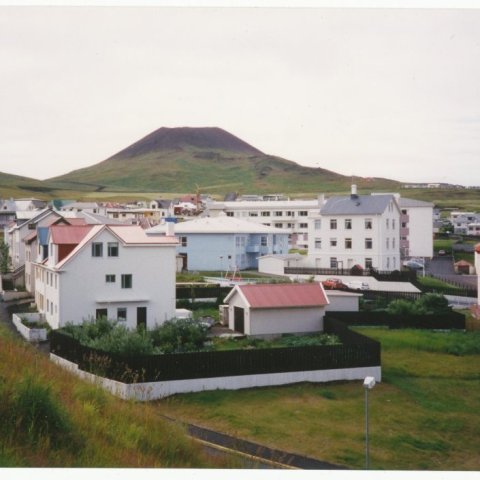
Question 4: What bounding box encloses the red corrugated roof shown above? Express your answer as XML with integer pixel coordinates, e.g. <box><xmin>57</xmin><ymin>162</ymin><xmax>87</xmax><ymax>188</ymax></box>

<box><xmin>66</xmin><ymin>218</ymin><xmax>88</xmax><ymax>226</ymax></box>
<box><xmin>23</xmin><ymin>231</ymin><xmax>37</xmax><ymax>243</ymax></box>
<box><xmin>50</xmin><ymin>225</ymin><xmax>94</xmax><ymax>245</ymax></box>
<box><xmin>237</xmin><ymin>283</ymin><xmax>329</xmax><ymax>309</ymax></box>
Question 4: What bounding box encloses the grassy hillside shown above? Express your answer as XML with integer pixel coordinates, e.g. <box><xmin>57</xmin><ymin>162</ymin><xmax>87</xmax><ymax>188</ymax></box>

<box><xmin>0</xmin><ymin>324</ymin><xmax>227</xmax><ymax>468</ymax></box>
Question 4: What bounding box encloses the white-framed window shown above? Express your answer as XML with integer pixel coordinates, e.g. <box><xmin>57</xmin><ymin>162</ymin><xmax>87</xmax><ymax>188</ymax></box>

<box><xmin>365</xmin><ymin>219</ymin><xmax>372</xmax><ymax>230</ymax></box>
<box><xmin>314</xmin><ymin>219</ymin><xmax>321</xmax><ymax>230</ymax></box>
<box><xmin>330</xmin><ymin>219</ymin><xmax>337</xmax><ymax>230</ymax></box>
<box><xmin>121</xmin><ymin>274</ymin><xmax>132</xmax><ymax>289</ymax></box>
<box><xmin>117</xmin><ymin>308</ymin><xmax>127</xmax><ymax>321</ymax></box>
<box><xmin>274</xmin><ymin>211</ymin><xmax>283</xmax><ymax>217</ymax></box>
<box><xmin>365</xmin><ymin>238</ymin><xmax>373</xmax><ymax>249</ymax></box>
<box><xmin>330</xmin><ymin>257</ymin><xmax>338</xmax><ymax>268</ymax></box>
<box><xmin>92</xmin><ymin>242</ymin><xmax>103</xmax><ymax>257</ymax></box>
<box><xmin>180</xmin><ymin>236</ymin><xmax>187</xmax><ymax>247</ymax></box>
<box><xmin>365</xmin><ymin>258</ymin><xmax>373</xmax><ymax>269</ymax></box>
<box><xmin>106</xmin><ymin>274</ymin><xmax>116</xmax><ymax>283</ymax></box>
<box><xmin>261</xmin><ymin>211</ymin><xmax>270</xmax><ymax>217</ymax></box>
<box><xmin>299</xmin><ymin>223</ymin><xmax>308</xmax><ymax>229</ymax></box>
<box><xmin>345</xmin><ymin>219</ymin><xmax>352</xmax><ymax>229</ymax></box>
<box><xmin>345</xmin><ymin>238</ymin><xmax>352</xmax><ymax>249</ymax></box>
<box><xmin>108</xmin><ymin>242</ymin><xmax>119</xmax><ymax>257</ymax></box>
<box><xmin>261</xmin><ymin>236</ymin><xmax>267</xmax><ymax>247</ymax></box>
<box><xmin>315</xmin><ymin>238</ymin><xmax>322</xmax><ymax>249</ymax></box>
<box><xmin>330</xmin><ymin>238</ymin><xmax>337</xmax><ymax>247</ymax></box>
<box><xmin>299</xmin><ymin>211</ymin><xmax>308</xmax><ymax>216</ymax></box>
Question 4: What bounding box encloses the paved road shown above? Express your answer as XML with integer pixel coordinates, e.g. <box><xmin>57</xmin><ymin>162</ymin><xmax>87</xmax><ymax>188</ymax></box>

<box><xmin>425</xmin><ymin>256</ymin><xmax>478</xmax><ymax>290</ymax></box>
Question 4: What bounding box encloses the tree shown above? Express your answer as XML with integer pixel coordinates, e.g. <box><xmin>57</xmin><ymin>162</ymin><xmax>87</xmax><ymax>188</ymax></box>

<box><xmin>0</xmin><ymin>242</ymin><xmax>9</xmax><ymax>274</ymax></box>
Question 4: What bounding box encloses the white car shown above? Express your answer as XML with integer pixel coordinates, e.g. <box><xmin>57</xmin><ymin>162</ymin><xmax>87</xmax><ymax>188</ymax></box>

<box><xmin>345</xmin><ymin>281</ymin><xmax>370</xmax><ymax>291</ymax></box>
<box><xmin>403</xmin><ymin>260</ymin><xmax>424</xmax><ymax>270</ymax></box>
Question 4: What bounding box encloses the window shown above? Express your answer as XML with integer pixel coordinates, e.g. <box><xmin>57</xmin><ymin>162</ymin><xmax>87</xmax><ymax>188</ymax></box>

<box><xmin>315</xmin><ymin>238</ymin><xmax>322</xmax><ymax>249</ymax></box>
<box><xmin>299</xmin><ymin>223</ymin><xmax>308</xmax><ymax>229</ymax></box>
<box><xmin>314</xmin><ymin>219</ymin><xmax>321</xmax><ymax>230</ymax></box>
<box><xmin>330</xmin><ymin>238</ymin><xmax>337</xmax><ymax>247</ymax></box>
<box><xmin>401</xmin><ymin>222</ymin><xmax>407</xmax><ymax>228</ymax></box>
<box><xmin>386</xmin><ymin>238</ymin><xmax>390</xmax><ymax>249</ymax></box>
<box><xmin>401</xmin><ymin>209</ymin><xmax>407</xmax><ymax>215</ymax></box>
<box><xmin>274</xmin><ymin>223</ymin><xmax>282</xmax><ymax>228</ymax></box>
<box><xmin>286</xmin><ymin>211</ymin><xmax>294</xmax><ymax>217</ymax></box>
<box><xmin>393</xmin><ymin>238</ymin><xmax>396</xmax><ymax>249</ymax></box>
<box><xmin>113</xmin><ymin>213</ymin><xmax>119</xmax><ymax>219</ymax></box>
<box><xmin>386</xmin><ymin>218</ymin><xmax>390</xmax><ymax>229</ymax></box>
<box><xmin>108</xmin><ymin>242</ymin><xmax>119</xmax><ymax>257</ymax></box>
<box><xmin>249</xmin><ymin>212</ymin><xmax>258</xmax><ymax>217</ymax></box>
<box><xmin>106</xmin><ymin>274</ymin><xmax>116</xmax><ymax>283</ymax></box>
<box><xmin>365</xmin><ymin>219</ymin><xmax>372</xmax><ymax>230</ymax></box>
<box><xmin>226</xmin><ymin>212</ymin><xmax>234</xmax><ymax>217</ymax></box>
<box><xmin>365</xmin><ymin>258</ymin><xmax>373</xmax><ymax>269</ymax></box>
<box><xmin>121</xmin><ymin>274</ymin><xmax>132</xmax><ymax>289</ymax></box>
<box><xmin>365</xmin><ymin>238</ymin><xmax>373</xmax><ymax>249</ymax></box>
<box><xmin>261</xmin><ymin>236</ymin><xmax>267</xmax><ymax>247</ymax></box>
<box><xmin>330</xmin><ymin>219</ymin><xmax>337</xmax><ymax>230</ymax></box>
<box><xmin>117</xmin><ymin>308</ymin><xmax>127</xmax><ymax>321</ymax></box>
<box><xmin>345</xmin><ymin>219</ymin><xmax>352</xmax><ymax>229</ymax></box>
<box><xmin>180</xmin><ymin>236</ymin><xmax>187</xmax><ymax>247</ymax></box>
<box><xmin>345</xmin><ymin>238</ymin><xmax>352</xmax><ymax>249</ymax></box>
<box><xmin>261</xmin><ymin>211</ymin><xmax>270</xmax><ymax>217</ymax></box>
<box><xmin>299</xmin><ymin>211</ymin><xmax>308</xmax><ymax>216</ymax></box>
<box><xmin>330</xmin><ymin>257</ymin><xmax>338</xmax><ymax>268</ymax></box>
<box><xmin>274</xmin><ymin>211</ymin><xmax>283</xmax><ymax>217</ymax></box>
<box><xmin>392</xmin><ymin>219</ymin><xmax>396</xmax><ymax>229</ymax></box>
<box><xmin>92</xmin><ymin>242</ymin><xmax>103</xmax><ymax>257</ymax></box>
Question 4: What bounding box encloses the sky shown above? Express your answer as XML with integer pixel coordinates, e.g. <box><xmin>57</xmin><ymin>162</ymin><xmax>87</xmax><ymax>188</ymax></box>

<box><xmin>1</xmin><ymin>4</ymin><xmax>480</xmax><ymax>186</ymax></box>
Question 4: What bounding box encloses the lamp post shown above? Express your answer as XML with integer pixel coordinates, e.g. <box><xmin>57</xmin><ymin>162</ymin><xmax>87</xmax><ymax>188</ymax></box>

<box><xmin>363</xmin><ymin>376</ymin><xmax>376</xmax><ymax>470</ymax></box>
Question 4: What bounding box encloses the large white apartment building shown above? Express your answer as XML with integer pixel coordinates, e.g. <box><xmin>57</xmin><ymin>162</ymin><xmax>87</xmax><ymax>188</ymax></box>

<box><xmin>33</xmin><ymin>224</ymin><xmax>178</xmax><ymax>330</ymax></box>
<box><xmin>205</xmin><ymin>197</ymin><xmax>324</xmax><ymax>249</ymax></box>
<box><xmin>307</xmin><ymin>188</ymin><xmax>401</xmax><ymax>271</ymax></box>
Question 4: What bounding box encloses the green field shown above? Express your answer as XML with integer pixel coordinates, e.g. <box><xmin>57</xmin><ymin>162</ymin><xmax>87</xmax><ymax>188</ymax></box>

<box><xmin>157</xmin><ymin>327</ymin><xmax>480</xmax><ymax>470</ymax></box>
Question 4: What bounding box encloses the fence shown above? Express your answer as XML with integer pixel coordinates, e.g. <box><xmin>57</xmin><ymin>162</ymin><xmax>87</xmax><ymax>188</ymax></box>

<box><xmin>284</xmin><ymin>267</ymin><xmax>417</xmax><ymax>283</ymax></box>
<box><xmin>50</xmin><ymin>318</ymin><xmax>380</xmax><ymax>384</ymax></box>
<box><xmin>325</xmin><ymin>310</ymin><xmax>466</xmax><ymax>330</ymax></box>
<box><xmin>176</xmin><ymin>285</ymin><xmax>231</xmax><ymax>301</ymax></box>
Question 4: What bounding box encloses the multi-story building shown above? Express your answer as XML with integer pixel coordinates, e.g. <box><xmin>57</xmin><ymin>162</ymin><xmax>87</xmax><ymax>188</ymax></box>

<box><xmin>33</xmin><ymin>224</ymin><xmax>178</xmax><ymax>330</ymax></box>
<box><xmin>307</xmin><ymin>187</ymin><xmax>401</xmax><ymax>271</ymax></box>
<box><xmin>397</xmin><ymin>197</ymin><xmax>434</xmax><ymax>258</ymax></box>
<box><xmin>205</xmin><ymin>197</ymin><xmax>324</xmax><ymax>250</ymax></box>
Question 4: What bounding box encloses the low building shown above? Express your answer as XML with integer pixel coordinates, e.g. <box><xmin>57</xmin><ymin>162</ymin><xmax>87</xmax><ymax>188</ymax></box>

<box><xmin>146</xmin><ymin>215</ymin><xmax>290</xmax><ymax>271</ymax></box>
<box><xmin>223</xmin><ymin>282</ymin><xmax>329</xmax><ymax>338</ymax></box>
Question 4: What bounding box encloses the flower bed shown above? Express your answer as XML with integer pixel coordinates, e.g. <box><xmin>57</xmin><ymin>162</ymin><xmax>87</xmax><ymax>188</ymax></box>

<box><xmin>12</xmin><ymin>313</ymin><xmax>48</xmax><ymax>342</ymax></box>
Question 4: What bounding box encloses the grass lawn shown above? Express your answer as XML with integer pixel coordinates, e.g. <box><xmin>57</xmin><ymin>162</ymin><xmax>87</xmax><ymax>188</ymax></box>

<box><xmin>416</xmin><ymin>275</ymin><xmax>464</xmax><ymax>292</ymax></box>
<box><xmin>156</xmin><ymin>327</ymin><xmax>480</xmax><ymax>470</ymax></box>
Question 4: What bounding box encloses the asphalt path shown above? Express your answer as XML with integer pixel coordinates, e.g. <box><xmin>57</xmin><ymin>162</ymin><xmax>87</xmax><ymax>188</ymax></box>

<box><xmin>425</xmin><ymin>256</ymin><xmax>478</xmax><ymax>289</ymax></box>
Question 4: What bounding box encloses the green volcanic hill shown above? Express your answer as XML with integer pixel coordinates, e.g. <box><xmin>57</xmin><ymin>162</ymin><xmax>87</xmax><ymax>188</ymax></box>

<box><xmin>0</xmin><ymin>171</ymin><xmax>58</xmax><ymax>198</ymax></box>
<box><xmin>47</xmin><ymin>127</ymin><xmax>400</xmax><ymax>194</ymax></box>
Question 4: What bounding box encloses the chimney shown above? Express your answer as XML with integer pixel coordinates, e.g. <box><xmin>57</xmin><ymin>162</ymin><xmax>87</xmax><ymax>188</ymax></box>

<box><xmin>351</xmin><ymin>184</ymin><xmax>358</xmax><ymax>199</ymax></box>
<box><xmin>165</xmin><ymin>221</ymin><xmax>175</xmax><ymax>237</ymax></box>
<box><xmin>317</xmin><ymin>194</ymin><xmax>325</xmax><ymax>207</ymax></box>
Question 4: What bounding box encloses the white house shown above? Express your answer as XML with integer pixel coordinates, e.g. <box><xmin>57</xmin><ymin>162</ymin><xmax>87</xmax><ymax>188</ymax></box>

<box><xmin>33</xmin><ymin>224</ymin><xmax>178</xmax><ymax>330</ymax></box>
<box><xmin>307</xmin><ymin>186</ymin><xmax>401</xmax><ymax>271</ymax></box>
<box><xmin>223</xmin><ymin>282</ymin><xmax>330</xmax><ymax>338</ymax></box>
<box><xmin>146</xmin><ymin>215</ymin><xmax>290</xmax><ymax>271</ymax></box>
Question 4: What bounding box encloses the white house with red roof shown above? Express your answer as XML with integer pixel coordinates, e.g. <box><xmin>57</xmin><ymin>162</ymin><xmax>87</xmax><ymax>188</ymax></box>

<box><xmin>223</xmin><ymin>283</ymin><xmax>330</xmax><ymax>337</ymax></box>
<box><xmin>33</xmin><ymin>224</ymin><xmax>178</xmax><ymax>330</ymax></box>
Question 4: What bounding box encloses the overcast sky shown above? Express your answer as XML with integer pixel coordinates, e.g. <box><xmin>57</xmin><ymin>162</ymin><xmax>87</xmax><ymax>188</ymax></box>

<box><xmin>1</xmin><ymin>5</ymin><xmax>480</xmax><ymax>186</ymax></box>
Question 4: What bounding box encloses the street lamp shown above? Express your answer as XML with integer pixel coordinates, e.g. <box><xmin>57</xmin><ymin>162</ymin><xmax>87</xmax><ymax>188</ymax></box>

<box><xmin>363</xmin><ymin>376</ymin><xmax>376</xmax><ymax>470</ymax></box>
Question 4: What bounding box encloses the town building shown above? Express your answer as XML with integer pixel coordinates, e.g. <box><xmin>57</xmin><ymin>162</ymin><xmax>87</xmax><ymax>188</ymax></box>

<box><xmin>146</xmin><ymin>215</ymin><xmax>290</xmax><ymax>271</ymax></box>
<box><xmin>307</xmin><ymin>187</ymin><xmax>401</xmax><ymax>271</ymax></box>
<box><xmin>33</xmin><ymin>224</ymin><xmax>178</xmax><ymax>330</ymax></box>
<box><xmin>205</xmin><ymin>197</ymin><xmax>324</xmax><ymax>250</ymax></box>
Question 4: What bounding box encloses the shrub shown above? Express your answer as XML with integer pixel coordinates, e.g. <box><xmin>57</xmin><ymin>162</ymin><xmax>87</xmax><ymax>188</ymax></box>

<box><xmin>416</xmin><ymin>293</ymin><xmax>451</xmax><ymax>315</ymax></box>
<box><xmin>88</xmin><ymin>325</ymin><xmax>155</xmax><ymax>356</ymax></box>
<box><xmin>387</xmin><ymin>299</ymin><xmax>420</xmax><ymax>316</ymax></box>
<box><xmin>150</xmin><ymin>318</ymin><xmax>209</xmax><ymax>354</ymax></box>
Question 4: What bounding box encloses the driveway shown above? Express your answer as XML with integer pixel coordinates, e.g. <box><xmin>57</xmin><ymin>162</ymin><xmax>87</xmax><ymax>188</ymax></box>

<box><xmin>425</xmin><ymin>256</ymin><xmax>478</xmax><ymax>290</ymax></box>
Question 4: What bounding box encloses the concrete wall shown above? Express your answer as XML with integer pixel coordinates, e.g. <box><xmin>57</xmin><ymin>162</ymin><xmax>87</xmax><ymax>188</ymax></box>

<box><xmin>404</xmin><ymin>206</ymin><xmax>434</xmax><ymax>258</ymax></box>
<box><xmin>12</xmin><ymin>313</ymin><xmax>48</xmax><ymax>342</ymax></box>
<box><xmin>51</xmin><ymin>353</ymin><xmax>381</xmax><ymax>401</ymax></box>
<box><xmin>325</xmin><ymin>292</ymin><xmax>360</xmax><ymax>312</ymax></box>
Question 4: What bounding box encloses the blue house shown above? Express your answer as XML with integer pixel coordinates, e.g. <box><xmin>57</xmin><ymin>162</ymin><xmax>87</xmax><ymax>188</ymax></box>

<box><xmin>146</xmin><ymin>215</ymin><xmax>290</xmax><ymax>271</ymax></box>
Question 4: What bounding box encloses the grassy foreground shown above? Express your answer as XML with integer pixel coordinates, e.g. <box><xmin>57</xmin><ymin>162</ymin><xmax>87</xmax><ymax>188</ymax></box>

<box><xmin>0</xmin><ymin>324</ymin><xmax>227</xmax><ymax>468</ymax></box>
<box><xmin>157</xmin><ymin>327</ymin><xmax>480</xmax><ymax>470</ymax></box>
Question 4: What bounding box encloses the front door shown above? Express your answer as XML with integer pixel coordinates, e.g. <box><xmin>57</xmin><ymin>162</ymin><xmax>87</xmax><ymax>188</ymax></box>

<box><xmin>137</xmin><ymin>307</ymin><xmax>147</xmax><ymax>329</ymax></box>
<box><xmin>234</xmin><ymin>307</ymin><xmax>245</xmax><ymax>334</ymax></box>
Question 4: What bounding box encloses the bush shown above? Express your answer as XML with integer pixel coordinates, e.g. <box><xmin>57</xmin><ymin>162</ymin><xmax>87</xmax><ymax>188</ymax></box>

<box><xmin>150</xmin><ymin>318</ymin><xmax>209</xmax><ymax>354</ymax></box>
<box><xmin>88</xmin><ymin>325</ymin><xmax>155</xmax><ymax>356</ymax></box>
<box><xmin>387</xmin><ymin>299</ymin><xmax>420</xmax><ymax>316</ymax></box>
<box><xmin>387</xmin><ymin>294</ymin><xmax>451</xmax><ymax>316</ymax></box>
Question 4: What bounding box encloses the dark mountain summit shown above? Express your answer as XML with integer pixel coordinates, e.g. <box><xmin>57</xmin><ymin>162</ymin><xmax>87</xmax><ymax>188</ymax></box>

<box><xmin>113</xmin><ymin>126</ymin><xmax>264</xmax><ymax>159</ymax></box>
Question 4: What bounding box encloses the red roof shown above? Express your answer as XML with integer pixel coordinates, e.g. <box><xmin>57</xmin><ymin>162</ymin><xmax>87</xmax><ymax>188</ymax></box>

<box><xmin>50</xmin><ymin>225</ymin><xmax>94</xmax><ymax>245</ymax></box>
<box><xmin>236</xmin><ymin>283</ymin><xmax>329</xmax><ymax>309</ymax></box>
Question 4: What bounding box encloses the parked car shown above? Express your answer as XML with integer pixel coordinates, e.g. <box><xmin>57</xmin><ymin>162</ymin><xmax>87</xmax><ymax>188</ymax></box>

<box><xmin>403</xmin><ymin>259</ymin><xmax>424</xmax><ymax>270</ymax></box>
<box><xmin>345</xmin><ymin>281</ymin><xmax>370</xmax><ymax>291</ymax></box>
<box><xmin>438</xmin><ymin>249</ymin><xmax>446</xmax><ymax>256</ymax></box>
<box><xmin>322</xmin><ymin>278</ymin><xmax>347</xmax><ymax>290</ymax></box>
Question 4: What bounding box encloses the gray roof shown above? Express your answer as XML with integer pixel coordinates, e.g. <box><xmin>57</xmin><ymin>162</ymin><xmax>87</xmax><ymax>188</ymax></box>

<box><xmin>320</xmin><ymin>194</ymin><xmax>394</xmax><ymax>215</ymax></box>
